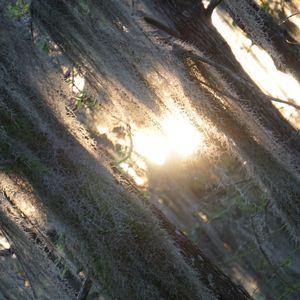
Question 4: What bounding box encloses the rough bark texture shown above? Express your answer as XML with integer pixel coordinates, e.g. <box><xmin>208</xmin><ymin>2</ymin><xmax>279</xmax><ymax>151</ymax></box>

<box><xmin>1</xmin><ymin>0</ymin><xmax>300</xmax><ymax>298</ymax></box>
<box><xmin>0</xmin><ymin>2</ymin><xmax>251</xmax><ymax>299</ymax></box>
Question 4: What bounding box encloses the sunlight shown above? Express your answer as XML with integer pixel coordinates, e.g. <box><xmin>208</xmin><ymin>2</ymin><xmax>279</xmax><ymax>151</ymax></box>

<box><xmin>212</xmin><ymin>10</ymin><xmax>300</xmax><ymax>126</ymax></box>
<box><xmin>0</xmin><ymin>235</ymin><xmax>10</xmax><ymax>250</ymax></box>
<box><xmin>197</xmin><ymin>211</ymin><xmax>208</xmax><ymax>222</ymax></box>
<box><xmin>133</xmin><ymin>130</ymin><xmax>169</xmax><ymax>165</ymax></box>
<box><xmin>161</xmin><ymin>112</ymin><xmax>203</xmax><ymax>156</ymax></box>
<box><xmin>232</xmin><ymin>266</ymin><xmax>260</xmax><ymax>296</ymax></box>
<box><xmin>96</xmin><ymin>125</ymin><xmax>108</xmax><ymax>135</ymax></box>
<box><xmin>72</xmin><ymin>73</ymin><xmax>85</xmax><ymax>93</ymax></box>
<box><xmin>0</xmin><ymin>173</ymin><xmax>44</xmax><ymax>224</ymax></box>
<box><xmin>132</xmin><ymin>112</ymin><xmax>204</xmax><ymax>165</ymax></box>
<box><xmin>120</xmin><ymin>162</ymin><xmax>147</xmax><ymax>186</ymax></box>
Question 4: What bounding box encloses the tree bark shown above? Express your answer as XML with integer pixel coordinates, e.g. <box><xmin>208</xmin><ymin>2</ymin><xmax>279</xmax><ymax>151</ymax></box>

<box><xmin>0</xmin><ymin>8</ymin><xmax>251</xmax><ymax>299</ymax></box>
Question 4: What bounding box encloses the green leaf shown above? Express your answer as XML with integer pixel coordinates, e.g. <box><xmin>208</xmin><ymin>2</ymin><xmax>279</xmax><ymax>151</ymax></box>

<box><xmin>36</xmin><ymin>40</ymin><xmax>50</xmax><ymax>55</ymax></box>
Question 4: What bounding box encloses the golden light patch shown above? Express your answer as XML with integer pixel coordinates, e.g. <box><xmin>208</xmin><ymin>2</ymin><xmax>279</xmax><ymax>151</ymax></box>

<box><xmin>133</xmin><ymin>130</ymin><xmax>169</xmax><ymax>165</ymax></box>
<box><xmin>161</xmin><ymin>112</ymin><xmax>204</xmax><ymax>157</ymax></box>
<box><xmin>132</xmin><ymin>112</ymin><xmax>204</xmax><ymax>165</ymax></box>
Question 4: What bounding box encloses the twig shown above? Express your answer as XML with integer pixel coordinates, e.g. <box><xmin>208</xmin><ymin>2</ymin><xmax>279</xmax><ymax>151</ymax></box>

<box><xmin>190</xmin><ymin>71</ymin><xmax>300</xmax><ymax>111</ymax></box>
<box><xmin>65</xmin><ymin>105</ymin><xmax>78</xmax><ymax>118</ymax></box>
<box><xmin>279</xmin><ymin>12</ymin><xmax>300</xmax><ymax>45</ymax></box>
<box><xmin>284</xmin><ymin>39</ymin><xmax>300</xmax><ymax>45</ymax></box>
<box><xmin>267</xmin><ymin>96</ymin><xmax>300</xmax><ymax>110</ymax></box>
<box><xmin>188</xmin><ymin>58</ymin><xmax>300</xmax><ymax>110</ymax></box>
<box><xmin>280</xmin><ymin>11</ymin><xmax>300</xmax><ymax>24</ymax></box>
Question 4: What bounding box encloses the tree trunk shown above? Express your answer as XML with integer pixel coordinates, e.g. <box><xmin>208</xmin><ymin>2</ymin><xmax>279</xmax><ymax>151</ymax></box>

<box><xmin>0</xmin><ymin>6</ymin><xmax>250</xmax><ymax>300</ymax></box>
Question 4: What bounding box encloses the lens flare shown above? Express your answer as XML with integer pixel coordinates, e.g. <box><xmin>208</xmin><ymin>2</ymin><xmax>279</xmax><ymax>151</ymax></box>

<box><xmin>133</xmin><ymin>130</ymin><xmax>169</xmax><ymax>165</ymax></box>
<box><xmin>162</xmin><ymin>113</ymin><xmax>203</xmax><ymax>156</ymax></box>
<box><xmin>132</xmin><ymin>112</ymin><xmax>203</xmax><ymax>165</ymax></box>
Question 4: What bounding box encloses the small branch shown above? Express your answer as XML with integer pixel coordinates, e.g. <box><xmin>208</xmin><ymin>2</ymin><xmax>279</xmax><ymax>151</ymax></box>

<box><xmin>65</xmin><ymin>105</ymin><xmax>78</xmax><ymax>118</ymax></box>
<box><xmin>284</xmin><ymin>39</ymin><xmax>300</xmax><ymax>45</ymax></box>
<box><xmin>280</xmin><ymin>11</ymin><xmax>300</xmax><ymax>24</ymax></box>
<box><xmin>206</xmin><ymin>0</ymin><xmax>224</xmax><ymax>16</ymax></box>
<box><xmin>267</xmin><ymin>97</ymin><xmax>300</xmax><ymax>110</ymax></box>
<box><xmin>189</xmin><ymin>65</ymin><xmax>300</xmax><ymax>111</ymax></box>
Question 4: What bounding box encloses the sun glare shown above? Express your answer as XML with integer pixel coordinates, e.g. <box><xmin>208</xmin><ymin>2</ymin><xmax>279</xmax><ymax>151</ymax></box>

<box><xmin>133</xmin><ymin>112</ymin><xmax>203</xmax><ymax>165</ymax></box>
<box><xmin>212</xmin><ymin>11</ymin><xmax>300</xmax><ymax>126</ymax></box>
<box><xmin>0</xmin><ymin>235</ymin><xmax>10</xmax><ymax>250</ymax></box>
<box><xmin>96</xmin><ymin>125</ymin><xmax>108</xmax><ymax>135</ymax></box>
<box><xmin>161</xmin><ymin>113</ymin><xmax>203</xmax><ymax>156</ymax></box>
<box><xmin>133</xmin><ymin>130</ymin><xmax>169</xmax><ymax>165</ymax></box>
<box><xmin>73</xmin><ymin>73</ymin><xmax>85</xmax><ymax>93</ymax></box>
<box><xmin>120</xmin><ymin>162</ymin><xmax>146</xmax><ymax>186</ymax></box>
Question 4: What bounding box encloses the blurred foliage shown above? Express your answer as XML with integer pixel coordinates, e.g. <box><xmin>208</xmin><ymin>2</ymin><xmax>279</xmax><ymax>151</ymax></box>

<box><xmin>261</xmin><ymin>1</ymin><xmax>271</xmax><ymax>14</ymax></box>
<box><xmin>6</xmin><ymin>0</ymin><xmax>29</xmax><ymax>18</ymax></box>
<box><xmin>36</xmin><ymin>38</ymin><xmax>50</xmax><ymax>55</ymax></box>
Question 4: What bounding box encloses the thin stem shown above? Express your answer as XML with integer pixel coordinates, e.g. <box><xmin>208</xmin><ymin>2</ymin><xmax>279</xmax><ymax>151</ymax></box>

<box><xmin>280</xmin><ymin>11</ymin><xmax>300</xmax><ymax>24</ymax></box>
